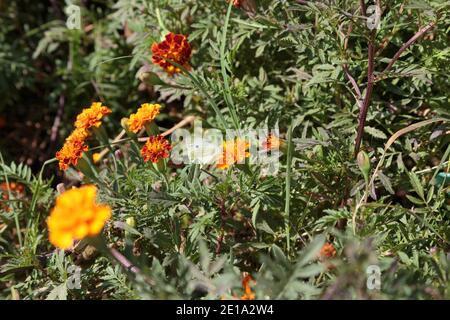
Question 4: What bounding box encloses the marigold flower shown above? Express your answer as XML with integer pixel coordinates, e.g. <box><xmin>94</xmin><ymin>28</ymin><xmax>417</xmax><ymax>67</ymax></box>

<box><xmin>66</xmin><ymin>127</ymin><xmax>89</xmax><ymax>143</ymax></box>
<box><xmin>216</xmin><ymin>139</ymin><xmax>250</xmax><ymax>170</ymax></box>
<box><xmin>47</xmin><ymin>185</ymin><xmax>111</xmax><ymax>249</ymax></box>
<box><xmin>74</xmin><ymin>102</ymin><xmax>112</xmax><ymax>130</ymax></box>
<box><xmin>56</xmin><ymin>128</ymin><xmax>89</xmax><ymax>171</ymax></box>
<box><xmin>0</xmin><ymin>182</ymin><xmax>25</xmax><ymax>211</ymax></box>
<box><xmin>151</xmin><ymin>32</ymin><xmax>192</xmax><ymax>75</ymax></box>
<box><xmin>92</xmin><ymin>153</ymin><xmax>102</xmax><ymax>164</ymax></box>
<box><xmin>229</xmin><ymin>0</ymin><xmax>242</xmax><ymax>7</ymax></box>
<box><xmin>319</xmin><ymin>242</ymin><xmax>337</xmax><ymax>259</ymax></box>
<box><xmin>241</xmin><ymin>273</ymin><xmax>255</xmax><ymax>300</ymax></box>
<box><xmin>141</xmin><ymin>135</ymin><xmax>172</xmax><ymax>163</ymax></box>
<box><xmin>262</xmin><ymin>134</ymin><xmax>281</xmax><ymax>151</ymax></box>
<box><xmin>0</xmin><ymin>182</ymin><xmax>25</xmax><ymax>195</ymax></box>
<box><xmin>127</xmin><ymin>103</ymin><xmax>161</xmax><ymax>133</ymax></box>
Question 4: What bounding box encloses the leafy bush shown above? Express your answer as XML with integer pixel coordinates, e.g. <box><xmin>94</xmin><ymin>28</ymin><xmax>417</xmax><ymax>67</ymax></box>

<box><xmin>0</xmin><ymin>0</ymin><xmax>449</xmax><ymax>300</ymax></box>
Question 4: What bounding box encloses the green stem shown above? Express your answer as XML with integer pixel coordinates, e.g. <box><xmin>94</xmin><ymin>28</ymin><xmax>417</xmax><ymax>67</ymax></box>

<box><xmin>220</xmin><ymin>1</ymin><xmax>241</xmax><ymax>133</ymax></box>
<box><xmin>284</xmin><ymin>121</ymin><xmax>294</xmax><ymax>255</ymax></box>
<box><xmin>0</xmin><ymin>153</ymin><xmax>22</xmax><ymax>247</ymax></box>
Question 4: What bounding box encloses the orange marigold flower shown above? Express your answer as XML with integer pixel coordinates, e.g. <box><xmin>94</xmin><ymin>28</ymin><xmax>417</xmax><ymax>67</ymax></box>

<box><xmin>241</xmin><ymin>273</ymin><xmax>256</xmax><ymax>300</ymax></box>
<box><xmin>151</xmin><ymin>32</ymin><xmax>192</xmax><ymax>75</ymax></box>
<box><xmin>47</xmin><ymin>185</ymin><xmax>111</xmax><ymax>250</ymax></box>
<box><xmin>262</xmin><ymin>133</ymin><xmax>281</xmax><ymax>151</ymax></box>
<box><xmin>216</xmin><ymin>139</ymin><xmax>250</xmax><ymax>170</ymax></box>
<box><xmin>56</xmin><ymin>129</ymin><xmax>89</xmax><ymax>171</ymax></box>
<box><xmin>74</xmin><ymin>102</ymin><xmax>112</xmax><ymax>130</ymax></box>
<box><xmin>0</xmin><ymin>182</ymin><xmax>25</xmax><ymax>195</ymax></box>
<box><xmin>141</xmin><ymin>135</ymin><xmax>172</xmax><ymax>163</ymax></box>
<box><xmin>319</xmin><ymin>242</ymin><xmax>337</xmax><ymax>259</ymax></box>
<box><xmin>66</xmin><ymin>127</ymin><xmax>89</xmax><ymax>143</ymax></box>
<box><xmin>0</xmin><ymin>182</ymin><xmax>25</xmax><ymax>211</ymax></box>
<box><xmin>127</xmin><ymin>103</ymin><xmax>161</xmax><ymax>133</ymax></box>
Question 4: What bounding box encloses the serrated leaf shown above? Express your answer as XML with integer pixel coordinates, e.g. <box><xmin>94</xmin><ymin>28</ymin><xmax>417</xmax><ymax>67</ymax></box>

<box><xmin>409</xmin><ymin>172</ymin><xmax>425</xmax><ymax>200</ymax></box>
<box><xmin>365</xmin><ymin>126</ymin><xmax>387</xmax><ymax>139</ymax></box>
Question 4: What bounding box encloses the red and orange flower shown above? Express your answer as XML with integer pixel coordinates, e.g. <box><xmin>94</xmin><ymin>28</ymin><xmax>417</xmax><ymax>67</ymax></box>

<box><xmin>230</xmin><ymin>0</ymin><xmax>242</xmax><ymax>8</ymax></box>
<box><xmin>141</xmin><ymin>135</ymin><xmax>172</xmax><ymax>163</ymax></box>
<box><xmin>262</xmin><ymin>133</ymin><xmax>281</xmax><ymax>151</ymax></box>
<box><xmin>151</xmin><ymin>33</ymin><xmax>192</xmax><ymax>75</ymax></box>
<box><xmin>56</xmin><ymin>128</ymin><xmax>89</xmax><ymax>171</ymax></box>
<box><xmin>56</xmin><ymin>102</ymin><xmax>111</xmax><ymax>171</ymax></box>
<box><xmin>319</xmin><ymin>242</ymin><xmax>337</xmax><ymax>259</ymax></box>
<box><xmin>241</xmin><ymin>273</ymin><xmax>256</xmax><ymax>300</ymax></box>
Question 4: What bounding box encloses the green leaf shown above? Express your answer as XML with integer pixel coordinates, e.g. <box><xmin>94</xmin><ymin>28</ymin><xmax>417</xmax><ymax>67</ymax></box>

<box><xmin>365</xmin><ymin>126</ymin><xmax>388</xmax><ymax>139</ymax></box>
<box><xmin>409</xmin><ymin>172</ymin><xmax>425</xmax><ymax>200</ymax></box>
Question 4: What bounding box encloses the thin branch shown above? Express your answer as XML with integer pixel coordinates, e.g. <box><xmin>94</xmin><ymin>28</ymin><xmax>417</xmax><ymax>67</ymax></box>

<box><xmin>359</xmin><ymin>0</ymin><xmax>367</xmax><ymax>15</ymax></box>
<box><xmin>354</xmin><ymin>0</ymin><xmax>375</xmax><ymax>155</ymax></box>
<box><xmin>354</xmin><ymin>33</ymin><xmax>375</xmax><ymax>156</ymax></box>
<box><xmin>342</xmin><ymin>22</ymin><xmax>363</xmax><ymax>105</ymax></box>
<box><xmin>95</xmin><ymin>116</ymin><xmax>197</xmax><ymax>161</ymax></box>
<box><xmin>343</xmin><ymin>65</ymin><xmax>362</xmax><ymax>105</ymax></box>
<box><xmin>381</xmin><ymin>21</ymin><xmax>436</xmax><ymax>75</ymax></box>
<box><xmin>49</xmin><ymin>94</ymin><xmax>65</xmax><ymax>151</ymax></box>
<box><xmin>109</xmin><ymin>247</ymin><xmax>142</xmax><ymax>275</ymax></box>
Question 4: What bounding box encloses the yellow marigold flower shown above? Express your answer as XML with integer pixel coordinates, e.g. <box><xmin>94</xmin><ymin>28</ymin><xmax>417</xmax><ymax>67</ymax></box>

<box><xmin>127</xmin><ymin>103</ymin><xmax>161</xmax><ymax>133</ymax></box>
<box><xmin>141</xmin><ymin>135</ymin><xmax>172</xmax><ymax>163</ymax></box>
<box><xmin>74</xmin><ymin>102</ymin><xmax>112</xmax><ymax>130</ymax></box>
<box><xmin>216</xmin><ymin>139</ymin><xmax>250</xmax><ymax>170</ymax></box>
<box><xmin>56</xmin><ymin>129</ymin><xmax>89</xmax><ymax>171</ymax></box>
<box><xmin>151</xmin><ymin>32</ymin><xmax>192</xmax><ymax>75</ymax></box>
<box><xmin>241</xmin><ymin>273</ymin><xmax>255</xmax><ymax>300</ymax></box>
<box><xmin>47</xmin><ymin>185</ymin><xmax>111</xmax><ymax>250</ymax></box>
<box><xmin>92</xmin><ymin>153</ymin><xmax>102</xmax><ymax>164</ymax></box>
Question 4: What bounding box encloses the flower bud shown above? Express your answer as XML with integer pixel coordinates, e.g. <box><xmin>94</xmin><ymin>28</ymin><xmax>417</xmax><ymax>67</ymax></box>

<box><xmin>357</xmin><ymin>150</ymin><xmax>371</xmax><ymax>183</ymax></box>
<box><xmin>121</xmin><ymin>118</ymin><xmax>130</xmax><ymax>132</ymax></box>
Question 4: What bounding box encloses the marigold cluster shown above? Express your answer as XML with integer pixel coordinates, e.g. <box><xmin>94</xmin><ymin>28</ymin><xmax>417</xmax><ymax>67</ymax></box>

<box><xmin>0</xmin><ymin>182</ymin><xmax>25</xmax><ymax>211</ymax></box>
<box><xmin>241</xmin><ymin>273</ymin><xmax>256</xmax><ymax>300</ymax></box>
<box><xmin>216</xmin><ymin>139</ymin><xmax>250</xmax><ymax>170</ymax></box>
<box><xmin>127</xmin><ymin>103</ymin><xmax>161</xmax><ymax>133</ymax></box>
<box><xmin>141</xmin><ymin>135</ymin><xmax>172</xmax><ymax>163</ymax></box>
<box><xmin>47</xmin><ymin>185</ymin><xmax>111</xmax><ymax>249</ymax></box>
<box><xmin>74</xmin><ymin>102</ymin><xmax>112</xmax><ymax>130</ymax></box>
<box><xmin>151</xmin><ymin>32</ymin><xmax>192</xmax><ymax>75</ymax></box>
<box><xmin>56</xmin><ymin>102</ymin><xmax>111</xmax><ymax>171</ymax></box>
